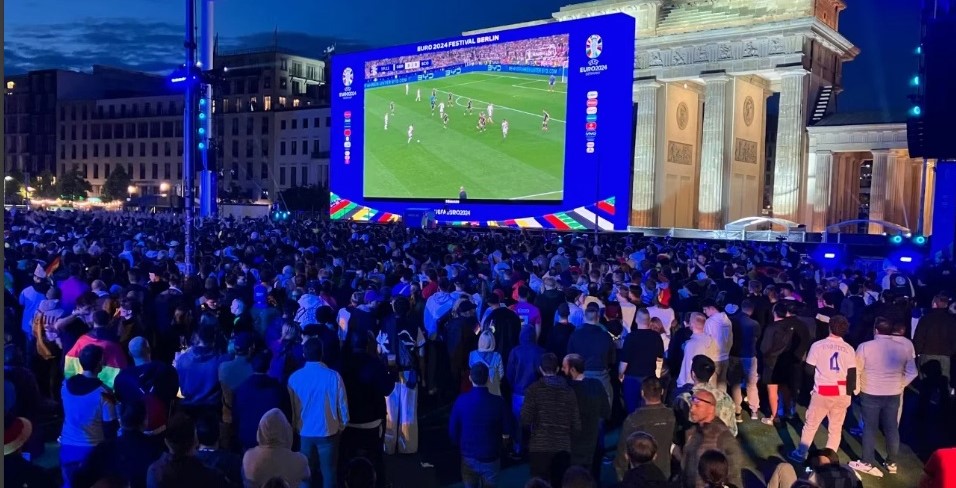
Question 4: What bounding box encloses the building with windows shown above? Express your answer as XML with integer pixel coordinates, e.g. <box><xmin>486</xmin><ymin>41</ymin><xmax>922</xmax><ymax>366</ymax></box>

<box><xmin>4</xmin><ymin>66</ymin><xmax>165</xmax><ymax>179</ymax></box>
<box><xmin>273</xmin><ymin>106</ymin><xmax>332</xmax><ymax>193</ymax></box>
<box><xmin>9</xmin><ymin>48</ymin><xmax>332</xmax><ymax>203</ymax></box>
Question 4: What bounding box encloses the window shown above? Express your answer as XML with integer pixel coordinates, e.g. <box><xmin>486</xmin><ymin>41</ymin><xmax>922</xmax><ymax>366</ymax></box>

<box><xmin>163</xmin><ymin>121</ymin><xmax>174</xmax><ymax>137</ymax></box>
<box><xmin>103</xmin><ymin>124</ymin><xmax>112</xmax><ymax>139</ymax></box>
<box><xmin>231</xmin><ymin>118</ymin><xmax>239</xmax><ymax>136</ymax></box>
<box><xmin>232</xmin><ymin>140</ymin><xmax>239</xmax><ymax>158</ymax></box>
<box><xmin>105</xmin><ymin>144</ymin><xmax>111</xmax><ymax>158</ymax></box>
<box><xmin>93</xmin><ymin>144</ymin><xmax>99</xmax><ymax>157</ymax></box>
<box><xmin>177</xmin><ymin>163</ymin><xmax>183</xmax><ymax>179</ymax></box>
<box><xmin>138</xmin><ymin>122</ymin><xmax>148</xmax><ymax>138</ymax></box>
<box><xmin>60</xmin><ymin>126</ymin><xmax>65</xmax><ymax>139</ymax></box>
<box><xmin>104</xmin><ymin>164</ymin><xmax>111</xmax><ymax>178</ymax></box>
<box><xmin>264</xmin><ymin>76</ymin><xmax>272</xmax><ymax>89</ymax></box>
<box><xmin>303</xmin><ymin>118</ymin><xmax>309</xmax><ymax>129</ymax></box>
<box><xmin>250</xmin><ymin>97</ymin><xmax>258</xmax><ymax>112</ymax></box>
<box><xmin>325</xmin><ymin>116</ymin><xmax>331</xmax><ymax>127</ymax></box>
<box><xmin>71</xmin><ymin>126</ymin><xmax>76</xmax><ymax>140</ymax></box>
<box><xmin>81</xmin><ymin>125</ymin><xmax>87</xmax><ymax>139</ymax></box>
<box><xmin>246</xmin><ymin>117</ymin><xmax>254</xmax><ymax>135</ymax></box>
<box><xmin>222</xmin><ymin>99</ymin><xmax>230</xmax><ymax>113</ymax></box>
<box><xmin>83</xmin><ymin>164</ymin><xmax>88</xmax><ymax>178</ymax></box>
<box><xmin>175</xmin><ymin>121</ymin><xmax>183</xmax><ymax>137</ymax></box>
<box><xmin>279</xmin><ymin>167</ymin><xmax>286</xmax><ymax>185</ymax></box>
<box><xmin>150</xmin><ymin>122</ymin><xmax>160</xmax><ymax>138</ymax></box>
<box><xmin>301</xmin><ymin>167</ymin><xmax>308</xmax><ymax>185</ymax></box>
<box><xmin>82</xmin><ymin>144</ymin><xmax>87</xmax><ymax>158</ymax></box>
<box><xmin>262</xmin><ymin>139</ymin><xmax>269</xmax><ymax>157</ymax></box>
<box><xmin>246</xmin><ymin>140</ymin><xmax>254</xmax><ymax>157</ymax></box>
<box><xmin>291</xmin><ymin>140</ymin><xmax>297</xmax><ymax>155</ymax></box>
<box><xmin>293</xmin><ymin>99</ymin><xmax>300</xmax><ymax>108</ymax></box>
<box><xmin>314</xmin><ymin>117</ymin><xmax>320</xmax><ymax>127</ymax></box>
<box><xmin>313</xmin><ymin>140</ymin><xmax>320</xmax><ymax>155</ymax></box>
<box><xmin>164</xmin><ymin>142</ymin><xmax>171</xmax><ymax>157</ymax></box>
<box><xmin>93</xmin><ymin>164</ymin><xmax>99</xmax><ymax>179</ymax></box>
<box><xmin>140</xmin><ymin>143</ymin><xmax>146</xmax><ymax>157</ymax></box>
<box><xmin>234</xmin><ymin>80</ymin><xmax>245</xmax><ymax>95</ymax></box>
<box><xmin>261</xmin><ymin>163</ymin><xmax>269</xmax><ymax>179</ymax></box>
<box><xmin>307</xmin><ymin>65</ymin><xmax>316</xmax><ymax>80</ymax></box>
<box><xmin>144</xmin><ymin>103</ymin><xmax>152</xmax><ymax>116</ymax></box>
<box><xmin>109</xmin><ymin>106</ymin><xmax>115</xmax><ymax>117</ymax></box>
<box><xmin>128</xmin><ymin>143</ymin><xmax>134</xmax><ymax>157</ymax></box>
<box><xmin>292</xmin><ymin>119</ymin><xmax>297</xmax><ymax>130</ymax></box>
<box><xmin>169</xmin><ymin>101</ymin><xmax>177</xmax><ymax>114</ymax></box>
<box><xmin>278</xmin><ymin>96</ymin><xmax>287</xmax><ymax>108</ymax></box>
<box><xmin>126</xmin><ymin>123</ymin><xmax>135</xmax><ymax>138</ymax></box>
<box><xmin>60</xmin><ymin>145</ymin><xmax>65</xmax><ymax>159</ymax></box>
<box><xmin>116</xmin><ymin>143</ymin><xmax>121</xmax><ymax>157</ymax></box>
<box><xmin>280</xmin><ymin>141</ymin><xmax>286</xmax><ymax>156</ymax></box>
<box><xmin>81</xmin><ymin>106</ymin><xmax>87</xmax><ymax>120</ymax></box>
<box><xmin>248</xmin><ymin>78</ymin><xmax>258</xmax><ymax>93</ymax></box>
<box><xmin>92</xmin><ymin>124</ymin><xmax>101</xmax><ymax>140</ymax></box>
<box><xmin>280</xmin><ymin>58</ymin><xmax>288</xmax><ymax>71</ymax></box>
<box><xmin>290</xmin><ymin>167</ymin><xmax>297</xmax><ymax>187</ymax></box>
<box><xmin>152</xmin><ymin>142</ymin><xmax>159</xmax><ymax>157</ymax></box>
<box><xmin>261</xmin><ymin>116</ymin><xmax>269</xmax><ymax>134</ymax></box>
<box><xmin>164</xmin><ymin>163</ymin><xmax>171</xmax><ymax>180</ymax></box>
<box><xmin>139</xmin><ymin>163</ymin><xmax>146</xmax><ymax>179</ymax></box>
<box><xmin>60</xmin><ymin>107</ymin><xmax>66</xmax><ymax>121</ymax></box>
<box><xmin>128</xmin><ymin>164</ymin><xmax>133</xmax><ymax>178</ymax></box>
<box><xmin>152</xmin><ymin>163</ymin><xmax>159</xmax><ymax>179</ymax></box>
<box><xmin>177</xmin><ymin>141</ymin><xmax>183</xmax><ymax>156</ymax></box>
<box><xmin>231</xmin><ymin>162</ymin><xmax>239</xmax><ymax>178</ymax></box>
<box><xmin>264</xmin><ymin>96</ymin><xmax>272</xmax><ymax>111</ymax></box>
<box><xmin>246</xmin><ymin>162</ymin><xmax>253</xmax><ymax>180</ymax></box>
<box><xmin>71</xmin><ymin>106</ymin><xmax>76</xmax><ymax>120</ymax></box>
<box><xmin>281</xmin><ymin>120</ymin><xmax>287</xmax><ymax>130</ymax></box>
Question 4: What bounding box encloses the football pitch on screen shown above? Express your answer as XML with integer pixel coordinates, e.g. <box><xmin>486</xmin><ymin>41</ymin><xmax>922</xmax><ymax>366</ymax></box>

<box><xmin>363</xmin><ymin>72</ymin><xmax>568</xmax><ymax>201</ymax></box>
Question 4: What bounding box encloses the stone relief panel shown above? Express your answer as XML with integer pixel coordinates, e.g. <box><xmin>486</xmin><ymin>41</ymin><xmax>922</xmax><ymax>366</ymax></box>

<box><xmin>636</xmin><ymin>36</ymin><xmax>799</xmax><ymax>70</ymax></box>
<box><xmin>668</xmin><ymin>141</ymin><xmax>694</xmax><ymax>165</ymax></box>
<box><xmin>734</xmin><ymin>138</ymin><xmax>759</xmax><ymax>164</ymax></box>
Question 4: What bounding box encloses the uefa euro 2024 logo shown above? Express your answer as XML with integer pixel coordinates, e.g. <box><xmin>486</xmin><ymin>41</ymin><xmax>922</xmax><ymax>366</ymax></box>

<box><xmin>586</xmin><ymin>35</ymin><xmax>603</xmax><ymax>59</ymax></box>
<box><xmin>342</xmin><ymin>67</ymin><xmax>354</xmax><ymax>88</ymax></box>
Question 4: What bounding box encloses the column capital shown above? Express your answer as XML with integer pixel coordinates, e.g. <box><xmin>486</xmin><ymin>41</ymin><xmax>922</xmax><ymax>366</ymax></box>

<box><xmin>870</xmin><ymin>149</ymin><xmax>892</xmax><ymax>157</ymax></box>
<box><xmin>701</xmin><ymin>72</ymin><xmax>733</xmax><ymax>83</ymax></box>
<box><xmin>814</xmin><ymin>150</ymin><xmax>834</xmax><ymax>157</ymax></box>
<box><xmin>633</xmin><ymin>79</ymin><xmax>663</xmax><ymax>90</ymax></box>
<box><xmin>776</xmin><ymin>67</ymin><xmax>810</xmax><ymax>78</ymax></box>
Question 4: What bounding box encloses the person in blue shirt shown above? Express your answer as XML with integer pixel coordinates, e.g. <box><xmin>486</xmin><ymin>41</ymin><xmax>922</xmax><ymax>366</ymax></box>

<box><xmin>506</xmin><ymin>326</ymin><xmax>544</xmax><ymax>458</ymax></box>
<box><xmin>548</xmin><ymin>74</ymin><xmax>556</xmax><ymax>91</ymax></box>
<box><xmin>449</xmin><ymin>362</ymin><xmax>505</xmax><ymax>488</ymax></box>
<box><xmin>430</xmin><ymin>95</ymin><xmax>437</xmax><ymax>115</ymax></box>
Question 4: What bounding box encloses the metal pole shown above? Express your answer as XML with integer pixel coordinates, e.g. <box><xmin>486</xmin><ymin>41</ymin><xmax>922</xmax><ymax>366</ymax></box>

<box><xmin>199</xmin><ymin>0</ymin><xmax>216</xmax><ymax>218</ymax></box>
<box><xmin>917</xmin><ymin>157</ymin><xmax>929</xmax><ymax>235</ymax></box>
<box><xmin>183</xmin><ymin>0</ymin><xmax>197</xmax><ymax>275</ymax></box>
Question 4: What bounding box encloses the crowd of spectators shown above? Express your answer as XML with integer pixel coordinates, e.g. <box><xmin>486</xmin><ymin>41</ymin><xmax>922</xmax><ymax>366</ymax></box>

<box><xmin>3</xmin><ymin>208</ymin><xmax>956</xmax><ymax>488</ymax></box>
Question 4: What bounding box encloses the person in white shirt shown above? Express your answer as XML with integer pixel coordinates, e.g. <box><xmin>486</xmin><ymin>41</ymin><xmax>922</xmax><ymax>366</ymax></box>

<box><xmin>702</xmin><ymin>299</ymin><xmax>733</xmax><ymax>390</ymax></box>
<box><xmin>288</xmin><ymin>338</ymin><xmax>350</xmax><ymax>488</ymax></box>
<box><xmin>849</xmin><ymin>317</ymin><xmax>918</xmax><ymax>478</ymax></box>
<box><xmin>677</xmin><ymin>313</ymin><xmax>718</xmax><ymax>387</ymax></box>
<box><xmin>384</xmin><ymin>112</ymin><xmax>389</xmax><ymax>130</ymax></box>
<box><xmin>790</xmin><ymin>315</ymin><xmax>856</xmax><ymax>463</ymax></box>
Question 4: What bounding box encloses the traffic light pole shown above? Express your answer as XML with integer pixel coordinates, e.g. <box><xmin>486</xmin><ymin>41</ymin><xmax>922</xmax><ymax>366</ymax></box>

<box><xmin>183</xmin><ymin>0</ymin><xmax>197</xmax><ymax>276</ymax></box>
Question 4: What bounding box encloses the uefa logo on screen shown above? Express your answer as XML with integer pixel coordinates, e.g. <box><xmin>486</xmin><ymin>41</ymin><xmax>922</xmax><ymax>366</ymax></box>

<box><xmin>585</xmin><ymin>35</ymin><xmax>603</xmax><ymax>59</ymax></box>
<box><xmin>342</xmin><ymin>67</ymin><xmax>354</xmax><ymax>88</ymax></box>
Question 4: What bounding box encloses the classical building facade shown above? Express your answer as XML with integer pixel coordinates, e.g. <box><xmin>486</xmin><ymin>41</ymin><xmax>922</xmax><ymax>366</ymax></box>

<box><xmin>806</xmin><ymin>112</ymin><xmax>935</xmax><ymax>235</ymax></box>
<box><xmin>466</xmin><ymin>0</ymin><xmax>872</xmax><ymax>230</ymax></box>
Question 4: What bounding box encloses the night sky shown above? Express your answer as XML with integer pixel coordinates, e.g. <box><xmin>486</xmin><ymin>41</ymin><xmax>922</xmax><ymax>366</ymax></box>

<box><xmin>3</xmin><ymin>0</ymin><xmax>919</xmax><ymax>113</ymax></box>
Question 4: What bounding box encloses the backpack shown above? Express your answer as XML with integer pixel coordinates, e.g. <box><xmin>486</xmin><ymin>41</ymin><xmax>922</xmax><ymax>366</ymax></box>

<box><xmin>138</xmin><ymin>370</ymin><xmax>170</xmax><ymax>435</ymax></box>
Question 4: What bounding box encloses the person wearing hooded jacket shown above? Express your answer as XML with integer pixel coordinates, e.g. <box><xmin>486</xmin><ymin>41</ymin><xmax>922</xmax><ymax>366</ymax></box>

<box><xmin>242</xmin><ymin>408</ymin><xmax>311</xmax><ymax>488</ymax></box>
<box><xmin>174</xmin><ymin>323</ymin><xmax>230</xmax><ymax>420</ymax></box>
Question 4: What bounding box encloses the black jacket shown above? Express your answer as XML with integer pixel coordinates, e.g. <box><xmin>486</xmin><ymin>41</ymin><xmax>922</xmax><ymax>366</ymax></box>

<box><xmin>914</xmin><ymin>309</ymin><xmax>956</xmax><ymax>356</ymax></box>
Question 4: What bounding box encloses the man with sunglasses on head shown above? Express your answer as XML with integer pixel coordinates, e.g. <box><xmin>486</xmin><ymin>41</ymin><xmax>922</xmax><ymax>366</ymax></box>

<box><xmin>679</xmin><ymin>389</ymin><xmax>742</xmax><ymax>488</ymax></box>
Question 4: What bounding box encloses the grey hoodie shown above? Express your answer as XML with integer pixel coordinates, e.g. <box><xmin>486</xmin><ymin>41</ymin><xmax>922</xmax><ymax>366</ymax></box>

<box><xmin>241</xmin><ymin>408</ymin><xmax>310</xmax><ymax>488</ymax></box>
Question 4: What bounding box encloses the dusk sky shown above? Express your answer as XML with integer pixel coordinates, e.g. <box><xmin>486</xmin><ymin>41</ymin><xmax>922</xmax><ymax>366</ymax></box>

<box><xmin>4</xmin><ymin>0</ymin><xmax>920</xmax><ymax>113</ymax></box>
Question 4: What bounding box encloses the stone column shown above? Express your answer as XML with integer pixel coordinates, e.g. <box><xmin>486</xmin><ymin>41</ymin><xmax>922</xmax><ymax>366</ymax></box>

<box><xmin>868</xmin><ymin>149</ymin><xmax>889</xmax><ymax>234</ymax></box>
<box><xmin>697</xmin><ymin>74</ymin><xmax>732</xmax><ymax>229</ymax></box>
<box><xmin>630</xmin><ymin>80</ymin><xmax>662</xmax><ymax>227</ymax></box>
<box><xmin>772</xmin><ymin>69</ymin><xmax>809</xmax><ymax>223</ymax></box>
<box><xmin>808</xmin><ymin>150</ymin><xmax>833</xmax><ymax>232</ymax></box>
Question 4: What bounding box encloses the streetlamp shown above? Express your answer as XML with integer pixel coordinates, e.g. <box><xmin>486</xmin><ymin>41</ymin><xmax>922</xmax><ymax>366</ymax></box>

<box><xmin>128</xmin><ymin>185</ymin><xmax>136</xmax><ymax>200</ymax></box>
<box><xmin>4</xmin><ymin>176</ymin><xmax>12</xmax><ymax>182</ymax></box>
<box><xmin>160</xmin><ymin>182</ymin><xmax>171</xmax><ymax>210</ymax></box>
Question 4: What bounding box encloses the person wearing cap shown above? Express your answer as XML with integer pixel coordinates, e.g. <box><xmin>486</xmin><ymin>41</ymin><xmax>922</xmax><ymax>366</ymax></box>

<box><xmin>18</xmin><ymin>264</ymin><xmax>50</xmax><ymax>356</ymax></box>
<box><xmin>567</xmin><ymin>302</ymin><xmax>616</xmax><ymax>407</ymax></box>
<box><xmin>219</xmin><ymin>332</ymin><xmax>256</xmax><ymax>447</ymax></box>
<box><xmin>175</xmin><ymin>323</ymin><xmax>230</xmax><ymax>421</ymax></box>
<box><xmin>4</xmin><ymin>416</ymin><xmax>54</xmax><ymax>488</ymax></box>
<box><xmin>549</xmin><ymin>247</ymin><xmax>570</xmax><ymax>274</ymax></box>
<box><xmin>113</xmin><ymin>337</ymin><xmax>179</xmax><ymax>436</ymax></box>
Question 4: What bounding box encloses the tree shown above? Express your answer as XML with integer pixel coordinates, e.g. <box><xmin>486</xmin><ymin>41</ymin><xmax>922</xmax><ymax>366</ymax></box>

<box><xmin>4</xmin><ymin>168</ymin><xmax>25</xmax><ymax>203</ymax></box>
<box><xmin>57</xmin><ymin>169</ymin><xmax>92</xmax><ymax>201</ymax></box>
<box><xmin>34</xmin><ymin>170</ymin><xmax>58</xmax><ymax>198</ymax></box>
<box><xmin>101</xmin><ymin>165</ymin><xmax>132</xmax><ymax>202</ymax></box>
<box><xmin>279</xmin><ymin>185</ymin><xmax>329</xmax><ymax>212</ymax></box>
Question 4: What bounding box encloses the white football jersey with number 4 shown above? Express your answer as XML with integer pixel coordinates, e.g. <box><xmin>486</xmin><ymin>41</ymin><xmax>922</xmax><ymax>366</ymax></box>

<box><xmin>806</xmin><ymin>336</ymin><xmax>856</xmax><ymax>396</ymax></box>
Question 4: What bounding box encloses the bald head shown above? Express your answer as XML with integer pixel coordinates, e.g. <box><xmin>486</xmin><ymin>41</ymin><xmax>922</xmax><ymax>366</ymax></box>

<box><xmin>689</xmin><ymin>389</ymin><xmax>717</xmax><ymax>424</ymax></box>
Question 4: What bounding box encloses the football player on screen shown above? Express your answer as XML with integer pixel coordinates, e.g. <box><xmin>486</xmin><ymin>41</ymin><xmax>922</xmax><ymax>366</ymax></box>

<box><xmin>407</xmin><ymin>125</ymin><xmax>415</xmax><ymax>144</ymax></box>
<box><xmin>438</xmin><ymin>102</ymin><xmax>445</xmax><ymax>119</ymax></box>
<box><xmin>549</xmin><ymin>74</ymin><xmax>557</xmax><ymax>91</ymax></box>
<box><xmin>405</xmin><ymin>83</ymin><xmax>409</xmax><ymax>96</ymax></box>
<box><xmin>389</xmin><ymin>101</ymin><xmax>395</xmax><ymax>115</ymax></box>
<box><xmin>442</xmin><ymin>111</ymin><xmax>450</xmax><ymax>129</ymax></box>
<box><xmin>477</xmin><ymin>112</ymin><xmax>487</xmax><ymax>133</ymax></box>
<box><xmin>430</xmin><ymin>94</ymin><xmax>437</xmax><ymax>116</ymax></box>
<box><xmin>384</xmin><ymin>112</ymin><xmax>389</xmax><ymax>130</ymax></box>
<box><xmin>486</xmin><ymin>103</ymin><xmax>495</xmax><ymax>124</ymax></box>
<box><xmin>466</xmin><ymin>99</ymin><xmax>473</xmax><ymax>115</ymax></box>
<box><xmin>542</xmin><ymin>110</ymin><xmax>550</xmax><ymax>131</ymax></box>
<box><xmin>447</xmin><ymin>92</ymin><xmax>454</xmax><ymax>104</ymax></box>
<box><xmin>501</xmin><ymin>119</ymin><xmax>509</xmax><ymax>139</ymax></box>
<box><xmin>416</xmin><ymin>88</ymin><xmax>421</xmax><ymax>101</ymax></box>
